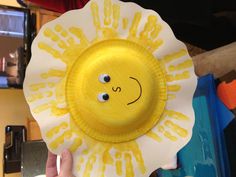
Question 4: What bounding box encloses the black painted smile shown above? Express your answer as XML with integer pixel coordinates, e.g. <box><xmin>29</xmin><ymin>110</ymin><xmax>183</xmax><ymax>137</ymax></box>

<box><xmin>127</xmin><ymin>77</ymin><xmax>142</xmax><ymax>105</ymax></box>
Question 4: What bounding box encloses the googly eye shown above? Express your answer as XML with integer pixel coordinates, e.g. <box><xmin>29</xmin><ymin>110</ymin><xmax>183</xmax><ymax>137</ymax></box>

<box><xmin>99</xmin><ymin>74</ymin><xmax>111</xmax><ymax>83</ymax></box>
<box><xmin>98</xmin><ymin>93</ymin><xmax>109</xmax><ymax>102</ymax></box>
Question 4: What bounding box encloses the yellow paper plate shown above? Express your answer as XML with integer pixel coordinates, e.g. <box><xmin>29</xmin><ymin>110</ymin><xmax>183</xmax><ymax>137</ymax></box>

<box><xmin>23</xmin><ymin>0</ymin><xmax>197</xmax><ymax>176</ymax></box>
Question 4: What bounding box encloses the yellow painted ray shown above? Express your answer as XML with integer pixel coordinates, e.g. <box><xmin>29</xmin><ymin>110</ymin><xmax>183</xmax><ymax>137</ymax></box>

<box><xmin>128</xmin><ymin>12</ymin><xmax>163</xmax><ymax>52</ymax></box>
<box><xmin>26</xmin><ymin>90</ymin><xmax>53</xmax><ymax>102</ymax></box>
<box><xmin>160</xmin><ymin>49</ymin><xmax>188</xmax><ymax>64</ymax></box>
<box><xmin>38</xmin><ymin>25</ymin><xmax>89</xmax><ymax>65</ymax></box>
<box><xmin>125</xmin><ymin>153</ymin><xmax>134</xmax><ymax>177</ymax></box>
<box><xmin>41</xmin><ymin>69</ymin><xmax>66</xmax><ymax>79</ymax></box>
<box><xmin>49</xmin><ymin>130</ymin><xmax>72</xmax><ymax>150</ymax></box>
<box><xmin>163</xmin><ymin>110</ymin><xmax>189</xmax><ymax>121</ymax></box>
<box><xmin>166</xmin><ymin>71</ymin><xmax>190</xmax><ymax>82</ymax></box>
<box><xmin>167</xmin><ymin>94</ymin><xmax>176</xmax><ymax>100</ymax></box>
<box><xmin>157</xmin><ymin>125</ymin><xmax>178</xmax><ymax>141</ymax></box>
<box><xmin>72</xmin><ymin>131</ymin><xmax>146</xmax><ymax>177</ymax></box>
<box><xmin>91</xmin><ymin>0</ymin><xmax>120</xmax><ymax>40</ymax></box>
<box><xmin>122</xmin><ymin>18</ymin><xmax>128</xmax><ymax>29</ymax></box>
<box><xmin>146</xmin><ymin>110</ymin><xmax>189</xmax><ymax>142</ymax></box>
<box><xmin>168</xmin><ymin>59</ymin><xmax>193</xmax><ymax>72</ymax></box>
<box><xmin>146</xmin><ymin>130</ymin><xmax>162</xmax><ymax>142</ymax></box>
<box><xmin>164</xmin><ymin>120</ymin><xmax>188</xmax><ymax>137</ymax></box>
<box><xmin>83</xmin><ymin>154</ymin><xmax>97</xmax><ymax>177</ymax></box>
<box><xmin>167</xmin><ymin>84</ymin><xmax>181</xmax><ymax>92</ymax></box>
<box><xmin>29</xmin><ymin>82</ymin><xmax>49</xmax><ymax>91</ymax></box>
<box><xmin>46</xmin><ymin>122</ymin><xmax>68</xmax><ymax>139</ymax></box>
<box><xmin>115</xmin><ymin>152</ymin><xmax>123</xmax><ymax>176</ymax></box>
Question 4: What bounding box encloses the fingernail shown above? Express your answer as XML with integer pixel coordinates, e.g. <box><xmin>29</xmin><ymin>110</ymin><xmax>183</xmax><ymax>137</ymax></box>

<box><xmin>61</xmin><ymin>149</ymin><xmax>69</xmax><ymax>159</ymax></box>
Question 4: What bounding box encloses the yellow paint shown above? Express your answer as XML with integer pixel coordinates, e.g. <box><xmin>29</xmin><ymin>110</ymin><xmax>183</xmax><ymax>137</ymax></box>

<box><xmin>55</xmin><ymin>24</ymin><xmax>63</xmax><ymax>32</ymax></box>
<box><xmin>167</xmin><ymin>71</ymin><xmax>190</xmax><ymax>82</ymax></box>
<box><xmin>168</xmin><ymin>59</ymin><xmax>193</xmax><ymax>72</ymax></box>
<box><xmin>76</xmin><ymin>157</ymin><xmax>85</xmax><ymax>171</ymax></box>
<box><xmin>49</xmin><ymin>130</ymin><xmax>72</xmax><ymax>150</ymax></box>
<box><xmin>91</xmin><ymin>2</ymin><xmax>101</xmax><ymax>29</ymax></box>
<box><xmin>39</xmin><ymin>25</ymin><xmax>90</xmax><ymax>66</ymax></box>
<box><xmin>151</xmin><ymin>24</ymin><xmax>162</xmax><ymax>39</ymax></box>
<box><xmin>122</xmin><ymin>18</ymin><xmax>128</xmax><ymax>29</ymax></box>
<box><xmin>125</xmin><ymin>153</ymin><xmax>134</xmax><ymax>177</ymax></box>
<box><xmin>140</xmin><ymin>15</ymin><xmax>157</xmax><ymax>40</ymax></box>
<box><xmin>129</xmin><ymin>12</ymin><xmax>142</xmax><ymax>38</ymax></box>
<box><xmin>38</xmin><ymin>42</ymin><xmax>62</xmax><ymax>58</ymax></box>
<box><xmin>167</xmin><ymin>94</ymin><xmax>176</xmax><ymax>100</ymax></box>
<box><xmin>158</xmin><ymin>126</ymin><xmax>177</xmax><ymax>141</ymax></box>
<box><xmin>140</xmin><ymin>15</ymin><xmax>159</xmax><ymax>48</ymax></box>
<box><xmin>149</xmin><ymin>39</ymin><xmax>163</xmax><ymax>53</ymax></box>
<box><xmin>44</xmin><ymin>28</ymin><xmax>68</xmax><ymax>49</ymax></box>
<box><xmin>164</xmin><ymin>110</ymin><xmax>189</xmax><ymax>121</ymax></box>
<box><xmin>74</xmin><ymin>140</ymin><xmax>145</xmax><ymax>176</ymax></box>
<box><xmin>41</xmin><ymin>69</ymin><xmax>65</xmax><ymax>79</ymax></box>
<box><xmin>168</xmin><ymin>85</ymin><xmax>181</xmax><ymax>92</ymax></box>
<box><xmin>116</xmin><ymin>152</ymin><xmax>122</xmax><ymax>159</ymax></box>
<box><xmin>32</xmin><ymin>99</ymin><xmax>69</xmax><ymax>116</ymax></box>
<box><xmin>45</xmin><ymin>91</ymin><xmax>53</xmax><ymax>97</ymax></box>
<box><xmin>61</xmin><ymin>30</ymin><xmax>68</xmax><ymax>37</ymax></box>
<box><xmin>55</xmin><ymin>81</ymin><xmax>66</xmax><ymax>103</ymax></box>
<box><xmin>83</xmin><ymin>155</ymin><xmax>97</xmax><ymax>177</ymax></box>
<box><xmin>99</xmin><ymin>163</ymin><xmax>106</xmax><ymax>177</ymax></box>
<box><xmin>165</xmin><ymin>120</ymin><xmax>188</xmax><ymax>137</ymax></box>
<box><xmin>112</xmin><ymin>4</ymin><xmax>120</xmax><ymax>29</ymax></box>
<box><xmin>103</xmin><ymin>148</ymin><xmax>114</xmax><ymax>165</ymax></box>
<box><xmin>69</xmin><ymin>138</ymin><xmax>82</xmax><ymax>152</ymax></box>
<box><xmin>48</xmin><ymin>82</ymin><xmax>57</xmax><ymax>88</ymax></box>
<box><xmin>161</xmin><ymin>49</ymin><xmax>188</xmax><ymax>63</ymax></box>
<box><xmin>44</xmin><ymin>28</ymin><xmax>60</xmax><ymax>41</ymax></box>
<box><xmin>91</xmin><ymin>1</ymin><xmax>120</xmax><ymax>39</ymax></box>
<box><xmin>80</xmin><ymin>157</ymin><xmax>85</xmax><ymax>163</ymax></box>
<box><xmin>46</xmin><ymin>122</ymin><xmax>68</xmax><ymax>138</ymax></box>
<box><xmin>51</xmin><ymin>102</ymin><xmax>69</xmax><ymax>116</ymax></box>
<box><xmin>27</xmin><ymin>92</ymin><xmax>43</xmax><ymax>102</ymax></box>
<box><xmin>83</xmin><ymin>149</ymin><xmax>89</xmax><ymax>155</ymax></box>
<box><xmin>77</xmin><ymin>164</ymin><xmax>81</xmax><ymax>171</ymax></box>
<box><xmin>104</xmin><ymin>0</ymin><xmax>112</xmax><ymax>25</ymax></box>
<box><xmin>29</xmin><ymin>83</ymin><xmax>47</xmax><ymax>91</ymax></box>
<box><xmin>116</xmin><ymin>160</ymin><xmax>123</xmax><ymax>176</ymax></box>
<box><xmin>33</xmin><ymin>102</ymin><xmax>51</xmax><ymax>114</ymax></box>
<box><xmin>129</xmin><ymin>142</ymin><xmax>146</xmax><ymax>174</ymax></box>
<box><xmin>69</xmin><ymin>27</ymin><xmax>89</xmax><ymax>46</ymax></box>
<box><xmin>67</xmin><ymin>37</ymin><xmax>75</xmax><ymax>45</ymax></box>
<box><xmin>146</xmin><ymin>130</ymin><xmax>162</xmax><ymax>142</ymax></box>
<box><xmin>128</xmin><ymin>12</ymin><xmax>163</xmax><ymax>52</ymax></box>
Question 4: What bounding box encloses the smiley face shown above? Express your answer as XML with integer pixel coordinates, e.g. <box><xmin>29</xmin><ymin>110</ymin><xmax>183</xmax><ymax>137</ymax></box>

<box><xmin>97</xmin><ymin>75</ymin><xmax>142</xmax><ymax>105</ymax></box>
<box><xmin>66</xmin><ymin>39</ymin><xmax>167</xmax><ymax>142</ymax></box>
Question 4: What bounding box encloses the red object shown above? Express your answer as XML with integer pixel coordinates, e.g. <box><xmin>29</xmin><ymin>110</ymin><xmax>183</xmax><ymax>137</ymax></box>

<box><xmin>29</xmin><ymin>0</ymin><xmax>89</xmax><ymax>13</ymax></box>
<box><xmin>217</xmin><ymin>80</ymin><xmax>236</xmax><ymax>110</ymax></box>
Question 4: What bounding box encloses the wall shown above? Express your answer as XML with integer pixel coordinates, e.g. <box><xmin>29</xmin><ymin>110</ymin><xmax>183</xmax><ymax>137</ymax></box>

<box><xmin>0</xmin><ymin>0</ymin><xmax>20</xmax><ymax>7</ymax></box>
<box><xmin>0</xmin><ymin>1</ymin><xmax>33</xmax><ymax>176</ymax></box>
<box><xmin>0</xmin><ymin>89</ymin><xmax>33</xmax><ymax>177</ymax></box>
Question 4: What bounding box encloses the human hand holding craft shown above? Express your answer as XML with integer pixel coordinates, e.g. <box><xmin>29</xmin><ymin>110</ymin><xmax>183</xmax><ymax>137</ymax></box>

<box><xmin>46</xmin><ymin>149</ymin><xmax>75</xmax><ymax>177</ymax></box>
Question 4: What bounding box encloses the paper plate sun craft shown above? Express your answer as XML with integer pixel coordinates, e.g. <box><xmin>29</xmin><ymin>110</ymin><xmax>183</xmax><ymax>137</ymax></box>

<box><xmin>23</xmin><ymin>0</ymin><xmax>197</xmax><ymax>176</ymax></box>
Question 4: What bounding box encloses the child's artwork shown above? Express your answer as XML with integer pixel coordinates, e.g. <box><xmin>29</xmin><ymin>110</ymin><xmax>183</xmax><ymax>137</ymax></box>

<box><xmin>23</xmin><ymin>0</ymin><xmax>197</xmax><ymax>176</ymax></box>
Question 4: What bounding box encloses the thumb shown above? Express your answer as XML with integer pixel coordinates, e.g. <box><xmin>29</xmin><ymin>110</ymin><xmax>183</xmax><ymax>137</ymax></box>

<box><xmin>59</xmin><ymin>149</ymin><xmax>74</xmax><ymax>177</ymax></box>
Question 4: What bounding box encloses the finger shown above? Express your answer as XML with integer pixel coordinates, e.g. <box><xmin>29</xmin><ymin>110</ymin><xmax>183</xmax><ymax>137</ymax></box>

<box><xmin>46</xmin><ymin>151</ymin><xmax>58</xmax><ymax>177</ymax></box>
<box><xmin>59</xmin><ymin>149</ymin><xmax>74</xmax><ymax>176</ymax></box>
